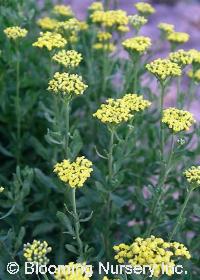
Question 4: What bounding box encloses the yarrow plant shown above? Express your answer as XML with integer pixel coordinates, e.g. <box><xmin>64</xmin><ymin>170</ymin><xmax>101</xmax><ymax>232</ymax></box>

<box><xmin>4</xmin><ymin>26</ymin><xmax>28</xmax><ymax>40</ymax></box>
<box><xmin>1</xmin><ymin>1</ymin><xmax>200</xmax><ymax>279</ymax></box>
<box><xmin>114</xmin><ymin>236</ymin><xmax>191</xmax><ymax>277</ymax></box>
<box><xmin>23</xmin><ymin>240</ymin><xmax>52</xmax><ymax>265</ymax></box>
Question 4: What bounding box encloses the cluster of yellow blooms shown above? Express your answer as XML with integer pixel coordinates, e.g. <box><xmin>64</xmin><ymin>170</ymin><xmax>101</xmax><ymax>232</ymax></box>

<box><xmin>146</xmin><ymin>58</ymin><xmax>181</xmax><ymax>81</ymax></box>
<box><xmin>184</xmin><ymin>166</ymin><xmax>200</xmax><ymax>187</ymax></box>
<box><xmin>55</xmin><ymin>18</ymin><xmax>81</xmax><ymax>43</ymax></box>
<box><xmin>52</xmin><ymin>50</ymin><xmax>82</xmax><ymax>68</ymax></box>
<box><xmin>37</xmin><ymin>17</ymin><xmax>58</xmax><ymax>30</ymax></box>
<box><xmin>167</xmin><ymin>31</ymin><xmax>190</xmax><ymax>44</ymax></box>
<box><xmin>97</xmin><ymin>31</ymin><xmax>112</xmax><ymax>42</ymax></box>
<box><xmin>33</xmin><ymin>31</ymin><xmax>67</xmax><ymax>51</ymax></box>
<box><xmin>91</xmin><ymin>10</ymin><xmax>128</xmax><ymax>28</ymax></box>
<box><xmin>48</xmin><ymin>72</ymin><xmax>88</xmax><ymax>97</ymax></box>
<box><xmin>54</xmin><ymin>156</ymin><xmax>93</xmax><ymax>188</ymax></box>
<box><xmin>93</xmin><ymin>31</ymin><xmax>115</xmax><ymax>52</ymax></box>
<box><xmin>122</xmin><ymin>36</ymin><xmax>151</xmax><ymax>55</ymax></box>
<box><xmin>189</xmin><ymin>49</ymin><xmax>200</xmax><ymax>64</ymax></box>
<box><xmin>162</xmin><ymin>108</ymin><xmax>195</xmax><ymax>133</ymax></box>
<box><xmin>188</xmin><ymin>69</ymin><xmax>200</xmax><ymax>83</ymax></box>
<box><xmin>128</xmin><ymin>15</ymin><xmax>147</xmax><ymax>31</ymax></box>
<box><xmin>54</xmin><ymin>262</ymin><xmax>92</xmax><ymax>280</ymax></box>
<box><xmin>113</xmin><ymin>236</ymin><xmax>191</xmax><ymax>277</ymax></box>
<box><xmin>4</xmin><ymin>26</ymin><xmax>28</xmax><ymax>40</ymax></box>
<box><xmin>93</xmin><ymin>99</ymin><xmax>133</xmax><ymax>125</ymax></box>
<box><xmin>53</xmin><ymin>4</ymin><xmax>74</xmax><ymax>17</ymax></box>
<box><xmin>134</xmin><ymin>2</ymin><xmax>155</xmax><ymax>15</ymax></box>
<box><xmin>23</xmin><ymin>240</ymin><xmax>52</xmax><ymax>265</ymax></box>
<box><xmin>88</xmin><ymin>1</ymin><xmax>104</xmax><ymax>12</ymax></box>
<box><xmin>93</xmin><ymin>94</ymin><xmax>151</xmax><ymax>125</ymax></box>
<box><xmin>169</xmin><ymin>49</ymin><xmax>193</xmax><ymax>67</ymax></box>
<box><xmin>158</xmin><ymin>22</ymin><xmax>175</xmax><ymax>35</ymax></box>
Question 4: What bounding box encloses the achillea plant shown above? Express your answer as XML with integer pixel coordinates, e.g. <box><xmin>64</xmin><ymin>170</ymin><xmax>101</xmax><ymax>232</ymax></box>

<box><xmin>33</xmin><ymin>31</ymin><xmax>67</xmax><ymax>51</ymax></box>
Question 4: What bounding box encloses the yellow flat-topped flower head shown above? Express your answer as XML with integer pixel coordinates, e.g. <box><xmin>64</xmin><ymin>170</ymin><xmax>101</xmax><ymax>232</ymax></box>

<box><xmin>122</xmin><ymin>36</ymin><xmax>151</xmax><ymax>55</ymax></box>
<box><xmin>128</xmin><ymin>15</ymin><xmax>148</xmax><ymax>31</ymax></box>
<box><xmin>188</xmin><ymin>69</ymin><xmax>200</xmax><ymax>83</ymax></box>
<box><xmin>52</xmin><ymin>50</ymin><xmax>82</xmax><ymax>68</ymax></box>
<box><xmin>33</xmin><ymin>32</ymin><xmax>67</xmax><ymax>51</ymax></box>
<box><xmin>146</xmin><ymin>58</ymin><xmax>181</xmax><ymax>81</ymax></box>
<box><xmin>97</xmin><ymin>31</ymin><xmax>112</xmax><ymax>42</ymax></box>
<box><xmin>134</xmin><ymin>2</ymin><xmax>155</xmax><ymax>15</ymax></box>
<box><xmin>158</xmin><ymin>22</ymin><xmax>175</xmax><ymax>35</ymax></box>
<box><xmin>53</xmin><ymin>5</ymin><xmax>73</xmax><ymax>17</ymax></box>
<box><xmin>4</xmin><ymin>26</ymin><xmax>28</xmax><ymax>40</ymax></box>
<box><xmin>37</xmin><ymin>17</ymin><xmax>58</xmax><ymax>30</ymax></box>
<box><xmin>93</xmin><ymin>98</ymin><xmax>132</xmax><ymax>125</ymax></box>
<box><xmin>23</xmin><ymin>240</ymin><xmax>52</xmax><ymax>265</ymax></box>
<box><xmin>189</xmin><ymin>49</ymin><xmax>200</xmax><ymax>65</ymax></box>
<box><xmin>169</xmin><ymin>49</ymin><xmax>193</xmax><ymax>67</ymax></box>
<box><xmin>91</xmin><ymin>10</ymin><xmax>128</xmax><ymax>28</ymax></box>
<box><xmin>162</xmin><ymin>108</ymin><xmax>195</xmax><ymax>133</ymax></box>
<box><xmin>54</xmin><ymin>262</ymin><xmax>92</xmax><ymax>280</ymax></box>
<box><xmin>114</xmin><ymin>236</ymin><xmax>191</xmax><ymax>277</ymax></box>
<box><xmin>54</xmin><ymin>157</ymin><xmax>93</xmax><ymax>188</ymax></box>
<box><xmin>93</xmin><ymin>43</ymin><xmax>116</xmax><ymax>52</ymax></box>
<box><xmin>117</xmin><ymin>25</ymin><xmax>129</xmax><ymax>33</ymax></box>
<box><xmin>121</xmin><ymin>93</ymin><xmax>151</xmax><ymax>112</ymax></box>
<box><xmin>48</xmin><ymin>72</ymin><xmax>88</xmax><ymax>97</ymax></box>
<box><xmin>184</xmin><ymin>166</ymin><xmax>200</xmax><ymax>188</ymax></box>
<box><xmin>167</xmin><ymin>31</ymin><xmax>190</xmax><ymax>44</ymax></box>
<box><xmin>88</xmin><ymin>1</ymin><xmax>104</xmax><ymax>12</ymax></box>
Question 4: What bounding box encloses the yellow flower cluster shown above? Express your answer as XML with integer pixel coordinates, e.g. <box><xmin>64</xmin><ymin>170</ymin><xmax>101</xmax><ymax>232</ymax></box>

<box><xmin>97</xmin><ymin>31</ymin><xmax>112</xmax><ymax>42</ymax></box>
<box><xmin>93</xmin><ymin>94</ymin><xmax>151</xmax><ymax>125</ymax></box>
<box><xmin>167</xmin><ymin>31</ymin><xmax>190</xmax><ymax>44</ymax></box>
<box><xmin>188</xmin><ymin>69</ymin><xmax>200</xmax><ymax>83</ymax></box>
<box><xmin>117</xmin><ymin>25</ymin><xmax>130</xmax><ymax>33</ymax></box>
<box><xmin>121</xmin><ymin>93</ymin><xmax>151</xmax><ymax>112</ymax></box>
<box><xmin>48</xmin><ymin>72</ymin><xmax>88</xmax><ymax>97</ymax></box>
<box><xmin>37</xmin><ymin>17</ymin><xmax>58</xmax><ymax>30</ymax></box>
<box><xmin>53</xmin><ymin>157</ymin><xmax>93</xmax><ymax>188</ymax></box>
<box><xmin>52</xmin><ymin>50</ymin><xmax>82</xmax><ymax>68</ymax></box>
<box><xmin>88</xmin><ymin>2</ymin><xmax>104</xmax><ymax>12</ymax></box>
<box><xmin>128</xmin><ymin>15</ymin><xmax>148</xmax><ymax>30</ymax></box>
<box><xmin>158</xmin><ymin>22</ymin><xmax>175</xmax><ymax>34</ymax></box>
<box><xmin>23</xmin><ymin>240</ymin><xmax>52</xmax><ymax>265</ymax></box>
<box><xmin>55</xmin><ymin>262</ymin><xmax>92</xmax><ymax>280</ymax></box>
<box><xmin>134</xmin><ymin>2</ymin><xmax>155</xmax><ymax>15</ymax></box>
<box><xmin>53</xmin><ymin>5</ymin><xmax>73</xmax><ymax>17</ymax></box>
<box><xmin>169</xmin><ymin>49</ymin><xmax>193</xmax><ymax>67</ymax></box>
<box><xmin>114</xmin><ymin>236</ymin><xmax>191</xmax><ymax>277</ymax></box>
<box><xmin>91</xmin><ymin>10</ymin><xmax>128</xmax><ymax>28</ymax></box>
<box><xmin>93</xmin><ymin>43</ymin><xmax>116</xmax><ymax>52</ymax></box>
<box><xmin>93</xmin><ymin>98</ymin><xmax>132</xmax><ymax>125</ymax></box>
<box><xmin>146</xmin><ymin>58</ymin><xmax>181</xmax><ymax>81</ymax></box>
<box><xmin>189</xmin><ymin>49</ymin><xmax>200</xmax><ymax>64</ymax></box>
<box><xmin>184</xmin><ymin>166</ymin><xmax>200</xmax><ymax>187</ymax></box>
<box><xmin>122</xmin><ymin>36</ymin><xmax>151</xmax><ymax>54</ymax></box>
<box><xmin>162</xmin><ymin>107</ymin><xmax>195</xmax><ymax>133</ymax></box>
<box><xmin>55</xmin><ymin>18</ymin><xmax>81</xmax><ymax>43</ymax></box>
<box><xmin>4</xmin><ymin>26</ymin><xmax>28</xmax><ymax>40</ymax></box>
<box><xmin>33</xmin><ymin>32</ymin><xmax>67</xmax><ymax>51</ymax></box>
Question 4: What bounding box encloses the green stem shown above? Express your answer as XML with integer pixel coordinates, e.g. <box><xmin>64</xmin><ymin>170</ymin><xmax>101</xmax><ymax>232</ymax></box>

<box><xmin>105</xmin><ymin>128</ymin><xmax>115</xmax><ymax>259</ymax></box>
<box><xmin>160</xmin><ymin>82</ymin><xmax>165</xmax><ymax>160</ymax></box>
<box><xmin>169</xmin><ymin>187</ymin><xmax>193</xmax><ymax>241</ymax></box>
<box><xmin>71</xmin><ymin>188</ymin><xmax>84</xmax><ymax>260</ymax></box>
<box><xmin>64</xmin><ymin>100</ymin><xmax>70</xmax><ymax>158</ymax></box>
<box><xmin>146</xmin><ymin>135</ymin><xmax>175</xmax><ymax>235</ymax></box>
<box><xmin>133</xmin><ymin>58</ymin><xmax>139</xmax><ymax>92</ymax></box>
<box><xmin>177</xmin><ymin>76</ymin><xmax>182</xmax><ymax>108</ymax></box>
<box><xmin>16</xmin><ymin>47</ymin><xmax>21</xmax><ymax>165</ymax></box>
